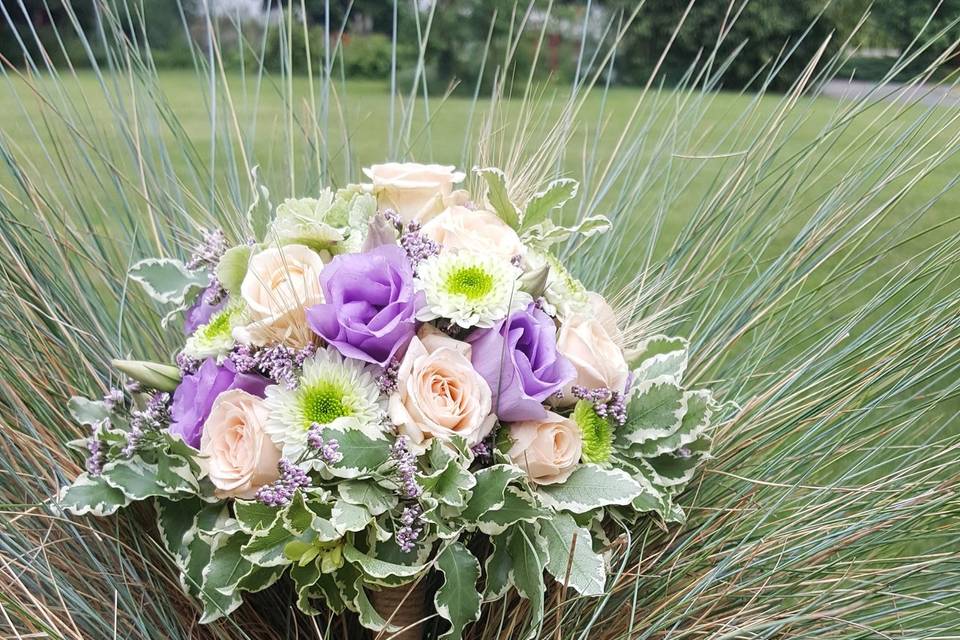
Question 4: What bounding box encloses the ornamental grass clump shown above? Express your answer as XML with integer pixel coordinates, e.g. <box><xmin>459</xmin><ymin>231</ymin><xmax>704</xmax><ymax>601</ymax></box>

<box><xmin>0</xmin><ymin>1</ymin><xmax>959</xmax><ymax>639</ymax></box>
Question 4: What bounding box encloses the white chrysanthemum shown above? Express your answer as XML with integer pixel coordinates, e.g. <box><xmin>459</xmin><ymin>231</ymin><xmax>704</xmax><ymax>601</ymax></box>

<box><xmin>415</xmin><ymin>252</ymin><xmax>531</xmax><ymax>328</ymax></box>
<box><xmin>264</xmin><ymin>348</ymin><xmax>386</xmax><ymax>463</ymax></box>
<box><xmin>182</xmin><ymin>301</ymin><xmax>244</xmax><ymax>360</ymax></box>
<box><xmin>525</xmin><ymin>248</ymin><xmax>591</xmax><ymax>321</ymax></box>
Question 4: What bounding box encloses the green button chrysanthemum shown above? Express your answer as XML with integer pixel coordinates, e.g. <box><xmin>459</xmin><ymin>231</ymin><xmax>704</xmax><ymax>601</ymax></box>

<box><xmin>182</xmin><ymin>300</ymin><xmax>244</xmax><ymax>360</ymax></box>
<box><xmin>415</xmin><ymin>252</ymin><xmax>531</xmax><ymax>328</ymax></box>
<box><xmin>264</xmin><ymin>348</ymin><xmax>385</xmax><ymax>464</ymax></box>
<box><xmin>574</xmin><ymin>400</ymin><xmax>614</xmax><ymax>464</ymax></box>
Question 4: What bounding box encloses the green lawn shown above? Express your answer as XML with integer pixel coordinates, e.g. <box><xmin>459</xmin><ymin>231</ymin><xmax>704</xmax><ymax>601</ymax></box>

<box><xmin>2</xmin><ymin>70</ymin><xmax>958</xmax><ymax>313</ymax></box>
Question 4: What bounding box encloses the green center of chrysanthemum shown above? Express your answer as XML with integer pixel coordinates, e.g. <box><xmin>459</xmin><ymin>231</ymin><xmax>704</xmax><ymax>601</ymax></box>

<box><xmin>200</xmin><ymin>307</ymin><xmax>234</xmax><ymax>339</ymax></box>
<box><xmin>445</xmin><ymin>266</ymin><xmax>494</xmax><ymax>300</ymax></box>
<box><xmin>301</xmin><ymin>382</ymin><xmax>352</xmax><ymax>427</ymax></box>
<box><xmin>575</xmin><ymin>400</ymin><xmax>613</xmax><ymax>464</ymax></box>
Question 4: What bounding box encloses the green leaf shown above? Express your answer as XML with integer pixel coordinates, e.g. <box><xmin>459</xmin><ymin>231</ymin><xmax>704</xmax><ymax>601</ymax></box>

<box><xmin>540</xmin><ymin>464</ymin><xmax>644</xmax><ymax>514</ymax></box>
<box><xmin>128</xmin><ymin>258</ymin><xmax>208</xmax><ymax>306</ymax></box>
<box><xmin>331</xmin><ymin>501</ymin><xmax>372</xmax><ymax>534</ymax></box>
<box><xmin>507</xmin><ymin>522</ymin><xmax>548</xmax><ymax>638</ymax></box>
<box><xmin>101</xmin><ymin>454</ymin><xmax>198</xmax><ymax>500</ymax></box>
<box><xmin>434</xmin><ymin>542</ymin><xmax>482</xmax><ymax>640</ymax></box>
<box><xmin>155</xmin><ymin>496</ymin><xmax>204</xmax><ymax>565</ymax></box>
<box><xmin>639</xmin><ymin>435</ymin><xmax>712</xmax><ymax>488</ymax></box>
<box><xmin>67</xmin><ymin>396</ymin><xmax>111</xmax><ymax>426</ymax></box>
<box><xmin>56</xmin><ymin>472</ymin><xmax>131</xmax><ymax>516</ymax></box>
<box><xmin>240</xmin><ymin>517</ymin><xmax>296</xmax><ymax>568</ymax></box>
<box><xmin>343</xmin><ymin>546</ymin><xmax>426</xmax><ymax>582</ymax></box>
<box><xmin>525</xmin><ymin>214</ymin><xmax>611</xmax><ymax>246</ymax></box>
<box><xmin>541</xmin><ymin>513</ymin><xmax>606</xmax><ymax>596</ymax></box>
<box><xmin>627</xmin><ymin>334</ymin><xmax>689</xmax><ymax>382</ymax></box>
<box><xmin>199</xmin><ymin>529</ymin><xmax>255</xmax><ymax>622</ymax></box>
<box><xmin>460</xmin><ymin>464</ymin><xmax>523</xmax><ymax>522</ymax></box>
<box><xmin>475</xmin><ymin>166</ymin><xmax>520</xmax><ymax>229</ymax></box>
<box><xmin>632</xmin><ymin>389</ymin><xmax>714</xmax><ymax>458</ymax></box>
<box><xmin>111</xmin><ymin>359</ymin><xmax>181</xmax><ymax>392</ymax></box>
<box><xmin>522</xmin><ymin>178</ymin><xmax>579</xmax><ymax>229</ymax></box>
<box><xmin>418</xmin><ymin>442</ymin><xmax>476</xmax><ymax>509</ymax></box>
<box><xmin>338</xmin><ymin>480</ymin><xmax>398</xmax><ymax>516</ymax></box>
<box><xmin>216</xmin><ymin>245</ymin><xmax>252</xmax><ymax>296</ymax></box>
<box><xmin>315</xmin><ymin>426</ymin><xmax>392</xmax><ymax>478</ymax></box>
<box><xmin>617</xmin><ymin>379</ymin><xmax>686</xmax><ymax>448</ymax></box>
<box><xmin>477</xmin><ymin>486</ymin><xmax>548</xmax><ymax>534</ymax></box>
<box><xmin>482</xmin><ymin>532</ymin><xmax>512</xmax><ymax>601</ymax></box>
<box><xmin>234</xmin><ymin>500</ymin><xmax>280</xmax><ymax>533</ymax></box>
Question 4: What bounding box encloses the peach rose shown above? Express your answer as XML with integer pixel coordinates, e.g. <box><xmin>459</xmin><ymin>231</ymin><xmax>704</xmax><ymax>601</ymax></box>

<box><xmin>199</xmin><ymin>389</ymin><xmax>281</xmax><ymax>498</ymax></box>
<box><xmin>234</xmin><ymin>244</ymin><xmax>325</xmax><ymax>348</ymax></box>
<box><xmin>389</xmin><ymin>326</ymin><xmax>495</xmax><ymax>450</ymax></box>
<box><xmin>421</xmin><ymin>205</ymin><xmax>525</xmax><ymax>261</ymax></box>
<box><xmin>363</xmin><ymin>162</ymin><xmax>467</xmax><ymax>224</ymax></box>
<box><xmin>555</xmin><ymin>294</ymin><xmax>628</xmax><ymax>406</ymax></box>
<box><xmin>507</xmin><ymin>412</ymin><xmax>582</xmax><ymax>485</ymax></box>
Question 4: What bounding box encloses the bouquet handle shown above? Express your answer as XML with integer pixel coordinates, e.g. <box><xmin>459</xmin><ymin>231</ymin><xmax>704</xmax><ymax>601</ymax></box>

<box><xmin>370</xmin><ymin>580</ymin><xmax>428</xmax><ymax>640</ymax></box>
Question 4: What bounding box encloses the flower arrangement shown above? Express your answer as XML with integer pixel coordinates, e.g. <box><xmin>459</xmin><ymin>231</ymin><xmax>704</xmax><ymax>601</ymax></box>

<box><xmin>58</xmin><ymin>162</ymin><xmax>721</xmax><ymax>638</ymax></box>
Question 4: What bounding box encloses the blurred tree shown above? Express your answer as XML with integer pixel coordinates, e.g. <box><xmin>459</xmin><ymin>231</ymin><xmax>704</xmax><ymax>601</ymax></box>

<box><xmin>869</xmin><ymin>0</ymin><xmax>960</xmax><ymax>61</ymax></box>
<box><xmin>611</xmin><ymin>0</ymin><xmax>837</xmax><ymax>90</ymax></box>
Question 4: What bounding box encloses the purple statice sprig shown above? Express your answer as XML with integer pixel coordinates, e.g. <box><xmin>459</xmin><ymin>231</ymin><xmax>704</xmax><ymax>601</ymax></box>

<box><xmin>572</xmin><ymin>385</ymin><xmax>628</xmax><ymax>427</ymax></box>
<box><xmin>85</xmin><ymin>438</ymin><xmax>105</xmax><ymax>476</ymax></box>
<box><xmin>255</xmin><ymin>458</ymin><xmax>312</xmax><ymax>507</ymax></box>
<box><xmin>122</xmin><ymin>392</ymin><xmax>172</xmax><ymax>458</ymax></box>
<box><xmin>229</xmin><ymin>343</ymin><xmax>316</xmax><ymax>389</ymax></box>
<box><xmin>186</xmin><ymin>228</ymin><xmax>228</xmax><ymax>271</ymax></box>
<box><xmin>376</xmin><ymin>358</ymin><xmax>400</xmax><ymax>394</ymax></box>
<box><xmin>395</xmin><ymin>504</ymin><xmax>423</xmax><ymax>553</ymax></box>
<box><xmin>306</xmin><ymin>423</ymin><xmax>343</xmax><ymax>465</ymax></box>
<box><xmin>390</xmin><ymin>436</ymin><xmax>421</xmax><ymax>500</ymax></box>
<box><xmin>380</xmin><ymin>212</ymin><xmax>439</xmax><ymax>271</ymax></box>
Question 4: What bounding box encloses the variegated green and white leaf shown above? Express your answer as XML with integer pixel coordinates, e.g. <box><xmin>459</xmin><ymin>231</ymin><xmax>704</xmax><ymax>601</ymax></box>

<box><xmin>638</xmin><ymin>435</ymin><xmax>712</xmax><ymax>489</ymax></box>
<box><xmin>628</xmin><ymin>334</ymin><xmax>689</xmax><ymax>382</ymax></box>
<box><xmin>56</xmin><ymin>472</ymin><xmax>131</xmax><ymax>516</ymax></box>
<box><xmin>525</xmin><ymin>214</ymin><xmax>611</xmax><ymax>246</ymax></box>
<box><xmin>435</xmin><ymin>542</ymin><xmax>482</xmax><ymax>640</ymax></box>
<box><xmin>338</xmin><ymin>479</ymin><xmax>397</xmax><ymax>516</ymax></box>
<box><xmin>521</xmin><ymin>178</ymin><xmax>579</xmax><ymax>230</ymax></box>
<box><xmin>128</xmin><ymin>258</ymin><xmax>209</xmax><ymax>305</ymax></box>
<box><xmin>314</xmin><ymin>426</ymin><xmax>392</xmax><ymax>478</ymax></box>
<box><xmin>216</xmin><ymin>245</ymin><xmax>252</xmax><ymax>296</ymax></box>
<box><xmin>343</xmin><ymin>546</ymin><xmax>426</xmax><ymax>581</ymax></box>
<box><xmin>541</xmin><ymin>513</ymin><xmax>606</xmax><ymax>596</ymax></box>
<box><xmin>631</xmin><ymin>389</ymin><xmax>715</xmax><ymax>458</ymax></box>
<box><xmin>67</xmin><ymin>396</ymin><xmax>111</xmax><ymax>427</ymax></box>
<box><xmin>482</xmin><ymin>532</ymin><xmax>513</xmax><ymax>601</ymax></box>
<box><xmin>475</xmin><ymin>166</ymin><xmax>520</xmax><ymax>229</ymax></box>
<box><xmin>618</xmin><ymin>379</ymin><xmax>687</xmax><ymax>447</ymax></box>
<box><xmin>331</xmin><ymin>501</ymin><xmax>372</xmax><ymax>534</ymax></box>
<box><xmin>507</xmin><ymin>522</ymin><xmax>548</xmax><ymax>639</ymax></box>
<box><xmin>476</xmin><ymin>486</ymin><xmax>548</xmax><ymax>535</ymax></box>
<box><xmin>460</xmin><ymin>464</ymin><xmax>524</xmax><ymax>522</ymax></box>
<box><xmin>540</xmin><ymin>464</ymin><xmax>643</xmax><ymax>514</ymax></box>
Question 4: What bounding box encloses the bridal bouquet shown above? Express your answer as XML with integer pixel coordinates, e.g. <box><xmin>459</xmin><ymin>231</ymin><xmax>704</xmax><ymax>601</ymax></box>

<box><xmin>58</xmin><ymin>163</ymin><xmax>720</xmax><ymax>638</ymax></box>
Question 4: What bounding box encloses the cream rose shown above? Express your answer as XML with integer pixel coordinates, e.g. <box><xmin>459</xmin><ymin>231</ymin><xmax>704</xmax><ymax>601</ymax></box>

<box><xmin>199</xmin><ymin>389</ymin><xmax>281</xmax><ymax>498</ymax></box>
<box><xmin>421</xmin><ymin>205</ymin><xmax>525</xmax><ymax>261</ymax></box>
<box><xmin>555</xmin><ymin>302</ymin><xmax>629</xmax><ymax>406</ymax></box>
<box><xmin>389</xmin><ymin>326</ymin><xmax>495</xmax><ymax>450</ymax></box>
<box><xmin>363</xmin><ymin>162</ymin><xmax>467</xmax><ymax>224</ymax></box>
<box><xmin>234</xmin><ymin>243</ymin><xmax>325</xmax><ymax>348</ymax></box>
<box><xmin>507</xmin><ymin>412</ymin><xmax>582</xmax><ymax>485</ymax></box>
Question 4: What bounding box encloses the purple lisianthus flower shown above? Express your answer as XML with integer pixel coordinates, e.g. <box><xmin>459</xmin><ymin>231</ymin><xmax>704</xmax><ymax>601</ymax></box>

<box><xmin>183</xmin><ymin>283</ymin><xmax>226</xmax><ymax>336</ymax></box>
<box><xmin>169</xmin><ymin>358</ymin><xmax>269</xmax><ymax>448</ymax></box>
<box><xmin>307</xmin><ymin>244</ymin><xmax>421</xmax><ymax>366</ymax></box>
<box><xmin>468</xmin><ymin>303</ymin><xmax>576</xmax><ymax>422</ymax></box>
